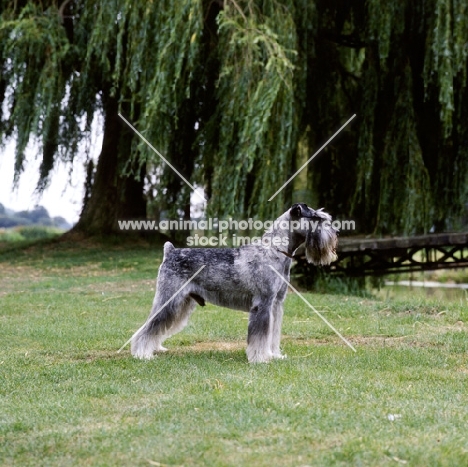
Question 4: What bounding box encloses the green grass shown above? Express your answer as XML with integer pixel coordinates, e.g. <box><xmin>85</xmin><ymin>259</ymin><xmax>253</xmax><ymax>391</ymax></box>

<box><xmin>1</xmin><ymin>240</ymin><xmax>468</xmax><ymax>466</ymax></box>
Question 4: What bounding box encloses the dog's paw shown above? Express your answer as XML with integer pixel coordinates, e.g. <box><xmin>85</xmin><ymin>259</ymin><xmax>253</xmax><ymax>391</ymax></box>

<box><xmin>133</xmin><ymin>354</ymin><xmax>155</xmax><ymax>360</ymax></box>
<box><xmin>248</xmin><ymin>358</ymin><xmax>272</xmax><ymax>364</ymax></box>
<box><xmin>272</xmin><ymin>353</ymin><xmax>287</xmax><ymax>360</ymax></box>
<box><xmin>247</xmin><ymin>351</ymin><xmax>274</xmax><ymax>364</ymax></box>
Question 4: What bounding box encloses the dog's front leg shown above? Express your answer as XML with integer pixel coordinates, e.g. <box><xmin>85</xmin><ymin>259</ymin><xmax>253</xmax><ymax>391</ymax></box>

<box><xmin>270</xmin><ymin>299</ymin><xmax>287</xmax><ymax>360</ymax></box>
<box><xmin>246</xmin><ymin>299</ymin><xmax>274</xmax><ymax>363</ymax></box>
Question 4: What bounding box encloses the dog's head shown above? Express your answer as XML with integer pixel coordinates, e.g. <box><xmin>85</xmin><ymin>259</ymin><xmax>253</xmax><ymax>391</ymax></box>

<box><xmin>289</xmin><ymin>203</ymin><xmax>338</xmax><ymax>266</ymax></box>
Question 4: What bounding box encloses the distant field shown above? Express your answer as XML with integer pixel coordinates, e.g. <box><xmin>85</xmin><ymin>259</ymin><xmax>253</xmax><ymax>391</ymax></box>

<box><xmin>0</xmin><ymin>225</ymin><xmax>64</xmax><ymax>243</ymax></box>
<box><xmin>1</xmin><ymin>240</ymin><xmax>467</xmax><ymax>466</ymax></box>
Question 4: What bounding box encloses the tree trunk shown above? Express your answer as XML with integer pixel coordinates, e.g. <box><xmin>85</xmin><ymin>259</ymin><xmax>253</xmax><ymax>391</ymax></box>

<box><xmin>73</xmin><ymin>95</ymin><xmax>146</xmax><ymax>235</ymax></box>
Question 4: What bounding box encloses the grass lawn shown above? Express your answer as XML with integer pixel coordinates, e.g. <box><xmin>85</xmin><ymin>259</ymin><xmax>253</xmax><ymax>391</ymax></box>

<box><xmin>1</xmin><ymin>239</ymin><xmax>467</xmax><ymax>466</ymax></box>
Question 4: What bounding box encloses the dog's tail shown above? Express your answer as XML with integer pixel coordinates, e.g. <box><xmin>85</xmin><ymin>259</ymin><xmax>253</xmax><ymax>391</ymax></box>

<box><xmin>163</xmin><ymin>241</ymin><xmax>174</xmax><ymax>256</ymax></box>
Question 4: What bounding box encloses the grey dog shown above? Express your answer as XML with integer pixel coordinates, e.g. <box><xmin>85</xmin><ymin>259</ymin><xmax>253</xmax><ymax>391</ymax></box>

<box><xmin>130</xmin><ymin>203</ymin><xmax>338</xmax><ymax>363</ymax></box>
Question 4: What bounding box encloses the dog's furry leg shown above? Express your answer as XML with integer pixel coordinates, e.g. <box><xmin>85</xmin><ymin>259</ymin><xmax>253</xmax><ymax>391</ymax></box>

<box><xmin>246</xmin><ymin>299</ymin><xmax>274</xmax><ymax>363</ymax></box>
<box><xmin>131</xmin><ymin>293</ymin><xmax>196</xmax><ymax>359</ymax></box>
<box><xmin>270</xmin><ymin>299</ymin><xmax>286</xmax><ymax>359</ymax></box>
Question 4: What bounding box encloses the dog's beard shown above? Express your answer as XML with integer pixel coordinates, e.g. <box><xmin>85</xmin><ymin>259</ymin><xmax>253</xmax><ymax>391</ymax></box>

<box><xmin>305</xmin><ymin>226</ymin><xmax>338</xmax><ymax>266</ymax></box>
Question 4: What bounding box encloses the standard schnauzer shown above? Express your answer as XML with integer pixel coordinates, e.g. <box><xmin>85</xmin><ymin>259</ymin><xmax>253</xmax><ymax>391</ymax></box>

<box><xmin>130</xmin><ymin>203</ymin><xmax>338</xmax><ymax>363</ymax></box>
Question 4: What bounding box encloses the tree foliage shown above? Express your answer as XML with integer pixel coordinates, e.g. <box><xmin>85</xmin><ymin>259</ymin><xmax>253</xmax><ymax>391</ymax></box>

<box><xmin>0</xmin><ymin>0</ymin><xmax>467</xmax><ymax>235</ymax></box>
<box><xmin>351</xmin><ymin>0</ymin><xmax>468</xmax><ymax>233</ymax></box>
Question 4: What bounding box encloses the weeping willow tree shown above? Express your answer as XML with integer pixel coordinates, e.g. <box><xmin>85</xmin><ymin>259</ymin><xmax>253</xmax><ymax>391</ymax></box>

<box><xmin>0</xmin><ymin>0</ymin><xmax>149</xmax><ymax>234</ymax></box>
<box><xmin>0</xmin><ymin>0</ymin><xmax>207</xmax><ymax>234</ymax></box>
<box><xmin>0</xmin><ymin>0</ymin><xmax>467</xmax><ymax>235</ymax></box>
<box><xmin>349</xmin><ymin>0</ymin><xmax>468</xmax><ymax>234</ymax></box>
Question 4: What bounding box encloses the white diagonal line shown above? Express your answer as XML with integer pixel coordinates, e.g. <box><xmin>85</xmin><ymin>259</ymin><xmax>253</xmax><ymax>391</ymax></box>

<box><xmin>268</xmin><ymin>265</ymin><xmax>357</xmax><ymax>352</ymax></box>
<box><xmin>268</xmin><ymin>113</ymin><xmax>356</xmax><ymax>201</ymax></box>
<box><xmin>117</xmin><ymin>265</ymin><xmax>206</xmax><ymax>353</ymax></box>
<box><xmin>118</xmin><ymin>113</ymin><xmax>207</xmax><ymax>204</ymax></box>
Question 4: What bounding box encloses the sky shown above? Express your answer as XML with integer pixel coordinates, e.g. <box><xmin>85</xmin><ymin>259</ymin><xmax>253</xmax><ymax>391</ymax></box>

<box><xmin>0</xmin><ymin>138</ymin><xmax>99</xmax><ymax>225</ymax></box>
<box><xmin>0</xmin><ymin>132</ymin><xmax>206</xmax><ymax>225</ymax></box>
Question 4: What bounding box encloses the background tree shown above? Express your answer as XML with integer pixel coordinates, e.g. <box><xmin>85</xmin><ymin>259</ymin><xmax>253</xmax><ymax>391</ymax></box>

<box><xmin>1</xmin><ymin>0</ymin><xmax>467</xmax><ymax>236</ymax></box>
<box><xmin>0</xmin><ymin>1</ymin><xmax>144</xmax><ymax>234</ymax></box>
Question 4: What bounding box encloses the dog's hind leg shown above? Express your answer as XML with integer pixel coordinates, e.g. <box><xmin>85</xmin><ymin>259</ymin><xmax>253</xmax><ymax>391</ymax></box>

<box><xmin>246</xmin><ymin>298</ymin><xmax>274</xmax><ymax>363</ymax></box>
<box><xmin>131</xmin><ymin>291</ymin><xmax>196</xmax><ymax>360</ymax></box>
<box><xmin>161</xmin><ymin>297</ymin><xmax>196</xmax><ymax>340</ymax></box>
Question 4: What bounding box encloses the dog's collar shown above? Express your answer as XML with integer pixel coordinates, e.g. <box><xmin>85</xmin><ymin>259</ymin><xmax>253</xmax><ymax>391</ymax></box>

<box><xmin>275</xmin><ymin>248</ymin><xmax>295</xmax><ymax>259</ymax></box>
